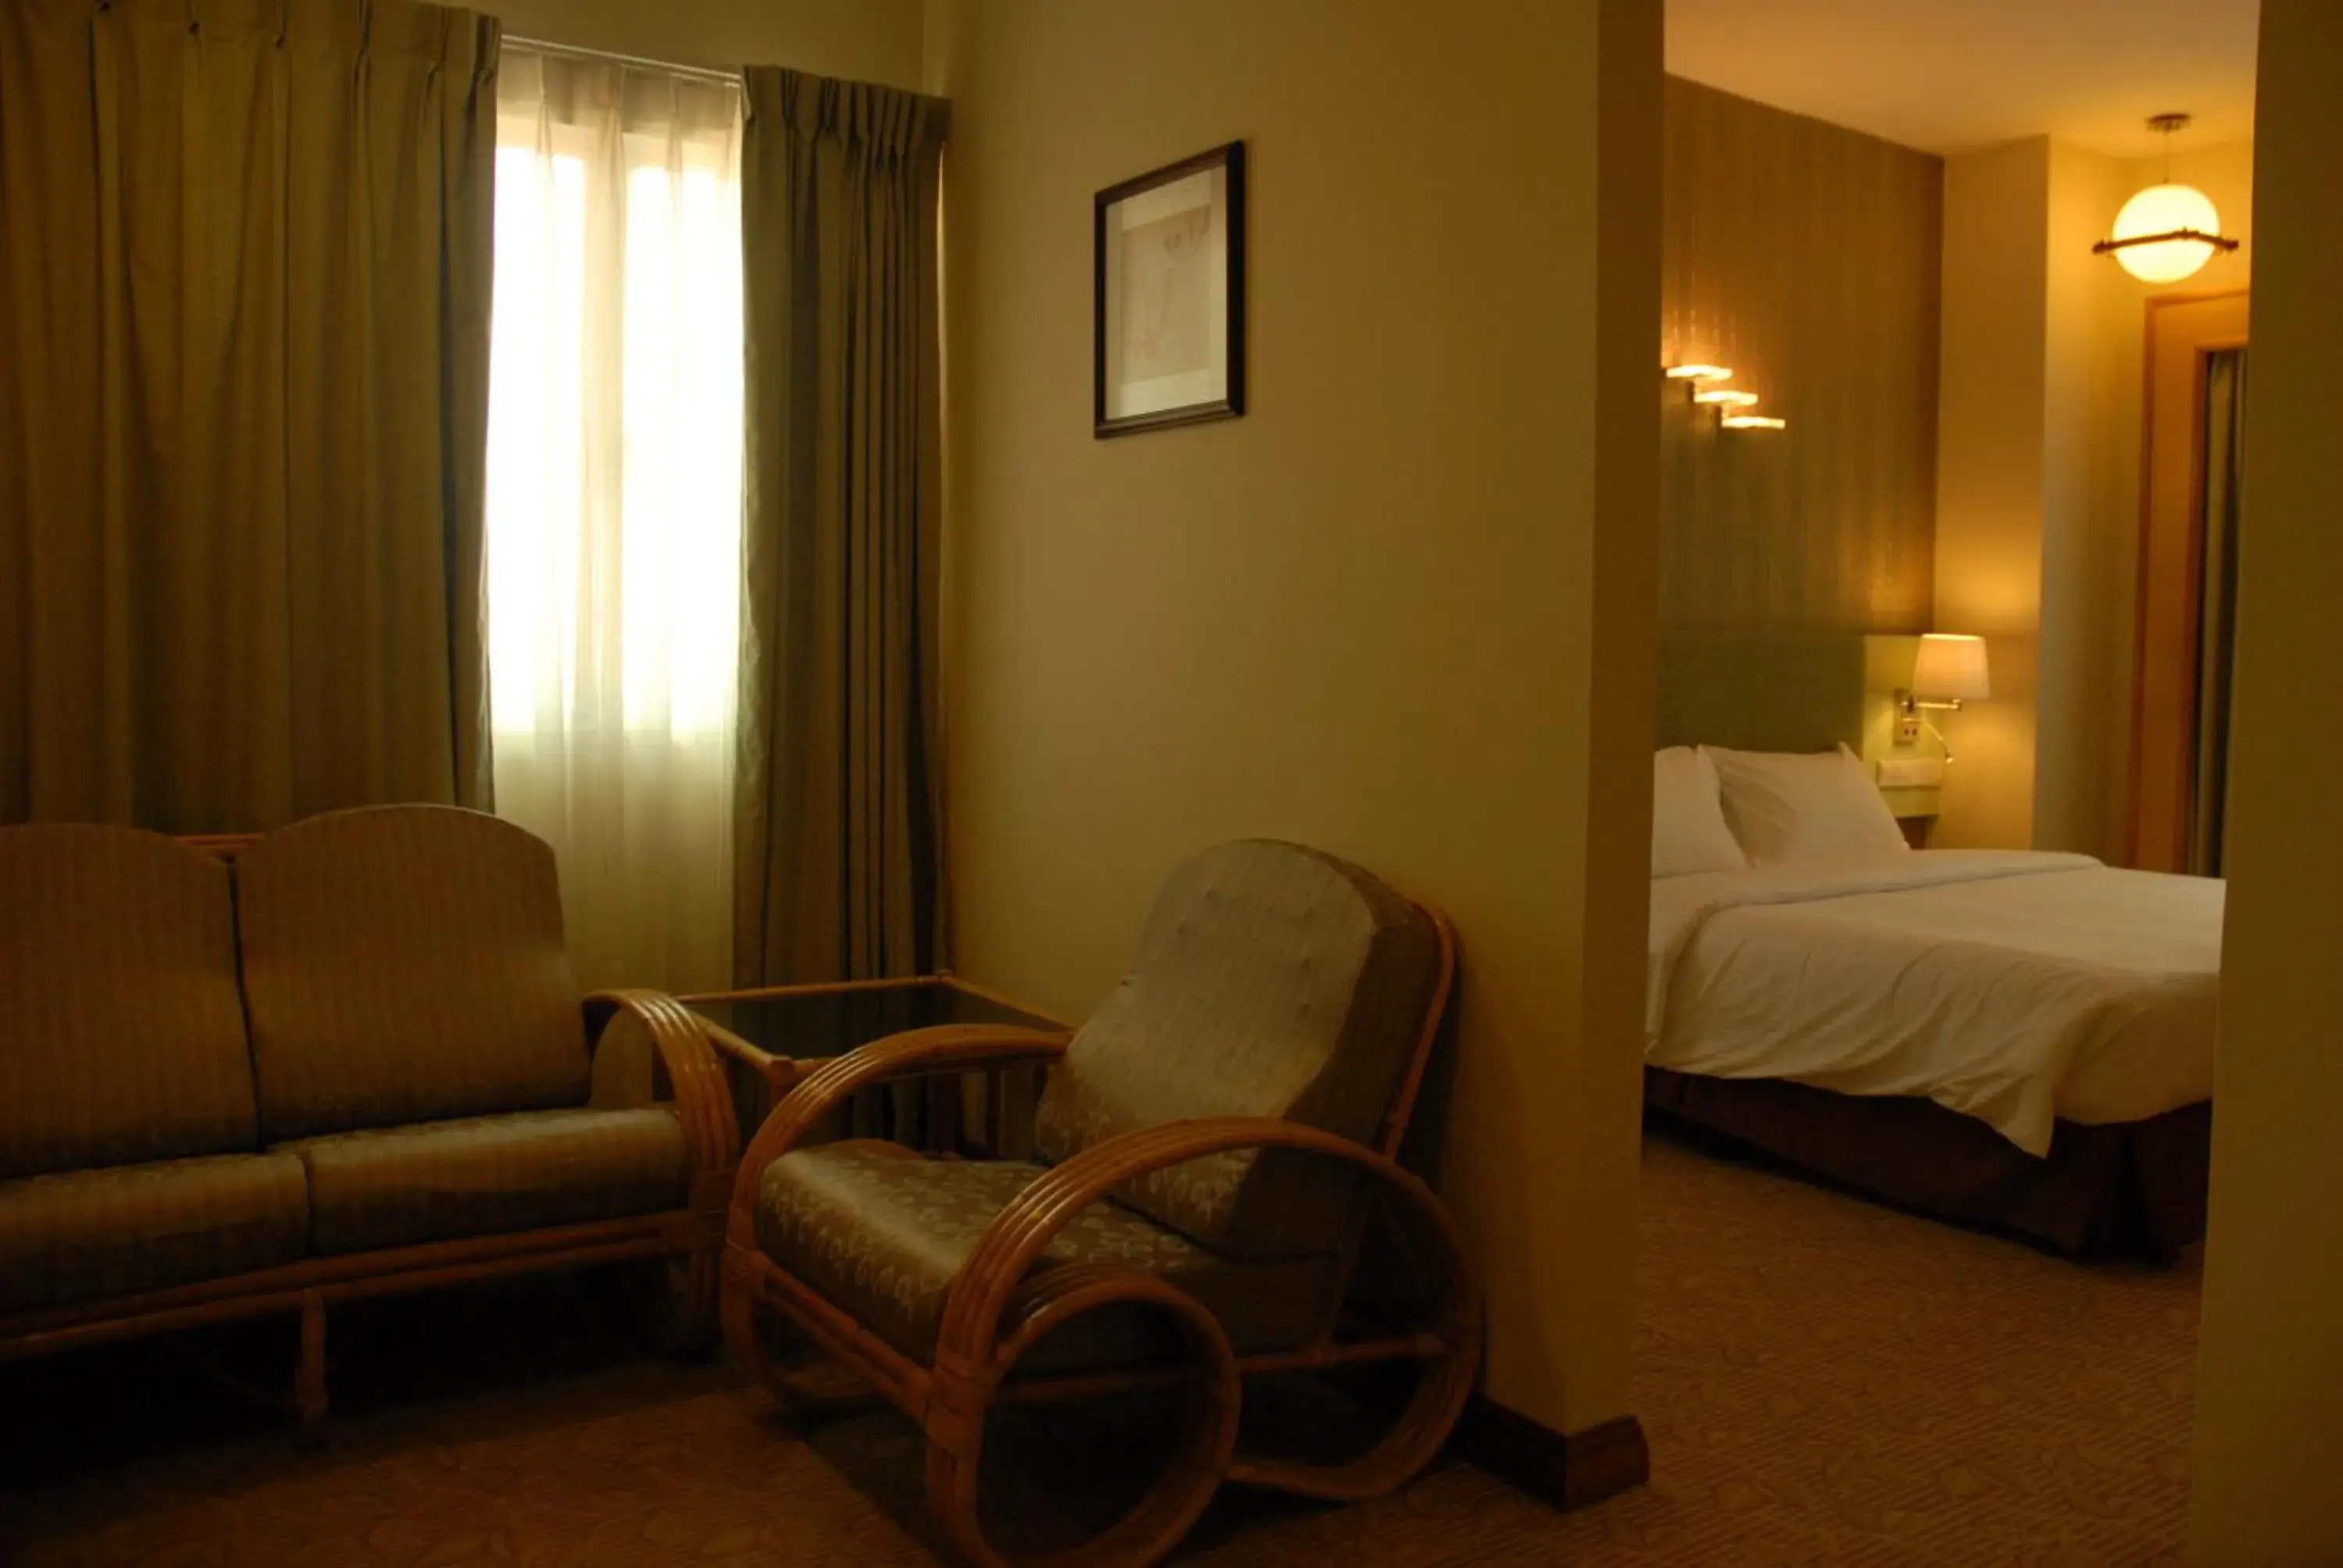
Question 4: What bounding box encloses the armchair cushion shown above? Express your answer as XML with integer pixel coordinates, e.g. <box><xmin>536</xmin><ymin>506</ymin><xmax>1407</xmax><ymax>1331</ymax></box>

<box><xmin>1033</xmin><ymin>841</ymin><xmax>1443</xmax><ymax>1259</ymax></box>
<box><xmin>754</xmin><ymin>1142</ymin><xmax>1333</xmax><ymax>1370</ymax></box>
<box><xmin>276</xmin><ymin>1107</ymin><xmax>689</xmax><ymax>1255</ymax></box>
<box><xmin>0</xmin><ymin>825</ymin><xmax>258</xmax><ymax>1179</ymax></box>
<box><xmin>0</xmin><ymin>1153</ymin><xmax>309</xmax><ymax>1313</ymax></box>
<box><xmin>236</xmin><ymin>806</ymin><xmax>591</xmax><ymax>1141</ymax></box>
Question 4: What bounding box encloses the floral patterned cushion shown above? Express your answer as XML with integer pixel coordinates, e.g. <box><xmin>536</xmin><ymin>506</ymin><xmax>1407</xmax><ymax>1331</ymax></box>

<box><xmin>0</xmin><ymin>1153</ymin><xmax>309</xmax><ymax>1313</ymax></box>
<box><xmin>1032</xmin><ymin>840</ymin><xmax>1443</xmax><ymax>1260</ymax></box>
<box><xmin>276</xmin><ymin>1107</ymin><xmax>690</xmax><ymax>1255</ymax></box>
<box><xmin>754</xmin><ymin>1142</ymin><xmax>1335</xmax><ymax>1370</ymax></box>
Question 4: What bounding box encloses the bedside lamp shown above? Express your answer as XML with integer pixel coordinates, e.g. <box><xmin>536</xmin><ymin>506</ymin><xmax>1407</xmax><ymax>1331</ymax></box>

<box><xmin>1897</xmin><ymin>634</ymin><xmax>1990</xmax><ymax>757</ymax></box>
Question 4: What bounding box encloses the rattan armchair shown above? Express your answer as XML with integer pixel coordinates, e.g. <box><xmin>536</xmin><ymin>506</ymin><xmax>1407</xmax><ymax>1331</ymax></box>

<box><xmin>722</xmin><ymin>841</ymin><xmax>1478</xmax><ymax>1567</ymax></box>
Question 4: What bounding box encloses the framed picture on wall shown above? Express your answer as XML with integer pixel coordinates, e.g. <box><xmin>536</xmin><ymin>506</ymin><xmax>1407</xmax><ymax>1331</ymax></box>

<box><xmin>1094</xmin><ymin>141</ymin><xmax>1246</xmax><ymax>437</ymax></box>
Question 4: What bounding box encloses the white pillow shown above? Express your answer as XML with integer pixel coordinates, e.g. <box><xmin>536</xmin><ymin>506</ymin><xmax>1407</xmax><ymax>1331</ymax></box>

<box><xmin>1651</xmin><ymin>747</ymin><xmax>1749</xmax><ymax>878</ymax></box>
<box><xmin>1706</xmin><ymin>743</ymin><xmax>1909</xmax><ymax>867</ymax></box>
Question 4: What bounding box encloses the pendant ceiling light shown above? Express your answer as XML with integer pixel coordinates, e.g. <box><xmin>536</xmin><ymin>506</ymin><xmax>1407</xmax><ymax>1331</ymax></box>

<box><xmin>2094</xmin><ymin>113</ymin><xmax>2241</xmax><ymax>285</ymax></box>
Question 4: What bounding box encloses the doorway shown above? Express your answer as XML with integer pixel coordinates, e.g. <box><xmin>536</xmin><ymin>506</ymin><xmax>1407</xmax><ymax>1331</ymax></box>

<box><xmin>2130</xmin><ymin>290</ymin><xmax>2251</xmax><ymax>874</ymax></box>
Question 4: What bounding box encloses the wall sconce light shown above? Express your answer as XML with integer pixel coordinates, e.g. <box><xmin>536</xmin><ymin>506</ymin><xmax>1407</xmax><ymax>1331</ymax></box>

<box><xmin>1895</xmin><ymin>633</ymin><xmax>1991</xmax><ymax>757</ymax></box>
<box><xmin>1666</xmin><ymin>362</ymin><xmax>1785</xmax><ymax>429</ymax></box>
<box><xmin>2094</xmin><ymin>113</ymin><xmax>2241</xmax><ymax>284</ymax></box>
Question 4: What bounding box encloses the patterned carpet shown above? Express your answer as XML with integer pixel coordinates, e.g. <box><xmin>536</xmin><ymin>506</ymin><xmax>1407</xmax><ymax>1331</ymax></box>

<box><xmin>0</xmin><ymin>1133</ymin><xmax>2199</xmax><ymax>1566</ymax></box>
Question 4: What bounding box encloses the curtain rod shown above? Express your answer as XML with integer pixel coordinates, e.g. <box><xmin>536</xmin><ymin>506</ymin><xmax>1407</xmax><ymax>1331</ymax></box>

<box><xmin>502</xmin><ymin>34</ymin><xmax>744</xmax><ymax>87</ymax></box>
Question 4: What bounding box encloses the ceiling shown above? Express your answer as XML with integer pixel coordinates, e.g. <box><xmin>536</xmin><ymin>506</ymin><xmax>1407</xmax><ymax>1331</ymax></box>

<box><xmin>1666</xmin><ymin>0</ymin><xmax>2261</xmax><ymax>158</ymax></box>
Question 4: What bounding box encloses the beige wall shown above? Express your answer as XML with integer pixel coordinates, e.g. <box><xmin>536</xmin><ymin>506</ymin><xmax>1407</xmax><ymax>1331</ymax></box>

<box><xmin>1931</xmin><ymin>139</ymin><xmax>2045</xmax><ymax>850</ymax></box>
<box><xmin>2077</xmin><ymin>138</ymin><xmax>2253</xmax><ymax>864</ymax></box>
<box><xmin>1932</xmin><ymin>134</ymin><xmax>2252</xmax><ymax>857</ymax></box>
<box><xmin>924</xmin><ymin>0</ymin><xmax>1662</xmax><ymax>1436</ymax></box>
<box><xmin>2035</xmin><ymin>141</ymin><xmax>2141</xmax><ymax>860</ymax></box>
<box><xmin>483</xmin><ymin>0</ymin><xmax>923</xmax><ymax>88</ymax></box>
<box><xmin>1660</xmin><ymin>78</ymin><xmax>1942</xmax><ymax>636</ymax></box>
<box><xmin>2187</xmin><ymin>2</ymin><xmax>2343</xmax><ymax>1558</ymax></box>
<box><xmin>2052</xmin><ymin>137</ymin><xmax>2253</xmax><ymax>864</ymax></box>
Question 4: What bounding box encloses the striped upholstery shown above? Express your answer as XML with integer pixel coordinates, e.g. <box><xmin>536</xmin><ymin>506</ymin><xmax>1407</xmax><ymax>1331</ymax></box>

<box><xmin>754</xmin><ymin>1142</ymin><xmax>1333</xmax><ymax>1369</ymax></box>
<box><xmin>1033</xmin><ymin>841</ymin><xmax>1444</xmax><ymax>1260</ymax></box>
<box><xmin>236</xmin><ymin>807</ymin><xmax>592</xmax><ymax>1142</ymax></box>
<box><xmin>0</xmin><ymin>825</ymin><xmax>258</xmax><ymax>1180</ymax></box>
<box><xmin>276</xmin><ymin>1107</ymin><xmax>690</xmax><ymax>1254</ymax></box>
<box><xmin>0</xmin><ymin>1153</ymin><xmax>309</xmax><ymax>1313</ymax></box>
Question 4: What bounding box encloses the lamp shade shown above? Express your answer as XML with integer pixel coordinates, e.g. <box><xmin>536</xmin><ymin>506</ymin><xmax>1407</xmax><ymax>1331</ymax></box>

<box><xmin>1913</xmin><ymin>634</ymin><xmax>1990</xmax><ymax>701</ymax></box>
<box><xmin>2107</xmin><ymin>182</ymin><xmax>2224</xmax><ymax>283</ymax></box>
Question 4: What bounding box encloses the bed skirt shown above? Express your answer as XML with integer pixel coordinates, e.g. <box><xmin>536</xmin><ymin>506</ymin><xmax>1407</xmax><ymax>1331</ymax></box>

<box><xmin>1642</xmin><ymin>1067</ymin><xmax>2211</xmax><ymax>1263</ymax></box>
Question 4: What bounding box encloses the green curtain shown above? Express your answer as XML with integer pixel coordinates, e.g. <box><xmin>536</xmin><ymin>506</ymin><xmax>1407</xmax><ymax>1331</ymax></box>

<box><xmin>2188</xmin><ymin>347</ymin><xmax>2248</xmax><ymax>879</ymax></box>
<box><xmin>0</xmin><ymin>0</ymin><xmax>497</xmax><ymax>832</ymax></box>
<box><xmin>735</xmin><ymin>68</ymin><xmax>947</xmax><ymax>985</ymax></box>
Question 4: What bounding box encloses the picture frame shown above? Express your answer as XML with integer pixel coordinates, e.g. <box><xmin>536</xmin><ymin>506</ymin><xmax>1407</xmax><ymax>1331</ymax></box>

<box><xmin>1094</xmin><ymin>141</ymin><xmax>1246</xmax><ymax>437</ymax></box>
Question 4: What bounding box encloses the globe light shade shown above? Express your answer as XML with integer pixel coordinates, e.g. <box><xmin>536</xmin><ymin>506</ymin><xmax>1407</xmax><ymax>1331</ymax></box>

<box><xmin>2107</xmin><ymin>182</ymin><xmax>2224</xmax><ymax>283</ymax></box>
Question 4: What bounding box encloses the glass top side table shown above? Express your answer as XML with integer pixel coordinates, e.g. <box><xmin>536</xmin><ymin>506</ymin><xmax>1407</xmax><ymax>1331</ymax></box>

<box><xmin>683</xmin><ymin>975</ymin><xmax>1069</xmax><ymax>1155</ymax></box>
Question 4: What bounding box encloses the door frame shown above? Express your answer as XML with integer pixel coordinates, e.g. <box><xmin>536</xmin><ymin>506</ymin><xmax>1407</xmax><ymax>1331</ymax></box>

<box><xmin>2127</xmin><ymin>288</ymin><xmax>2249</xmax><ymax>871</ymax></box>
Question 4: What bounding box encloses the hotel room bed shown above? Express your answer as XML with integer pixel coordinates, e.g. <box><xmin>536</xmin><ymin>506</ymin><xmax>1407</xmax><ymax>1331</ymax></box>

<box><xmin>1645</xmin><ymin>850</ymin><xmax>2220</xmax><ymax>1260</ymax></box>
<box><xmin>1646</xmin><ymin>633</ymin><xmax>2220</xmax><ymax>1262</ymax></box>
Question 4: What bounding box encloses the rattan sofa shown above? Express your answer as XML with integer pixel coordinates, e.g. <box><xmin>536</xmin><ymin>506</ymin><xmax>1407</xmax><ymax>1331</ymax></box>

<box><xmin>0</xmin><ymin>805</ymin><xmax>740</xmax><ymax>1431</ymax></box>
<box><xmin>722</xmin><ymin>839</ymin><xmax>1480</xmax><ymax>1568</ymax></box>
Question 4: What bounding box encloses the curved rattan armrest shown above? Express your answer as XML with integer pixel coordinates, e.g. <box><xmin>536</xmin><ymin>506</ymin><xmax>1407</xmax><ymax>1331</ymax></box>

<box><xmin>698</xmin><ymin>1021</ymin><xmax>790</xmax><ymax>1089</ymax></box>
<box><xmin>583</xmin><ymin>989</ymin><xmax>742</xmax><ymax>1186</ymax></box>
<box><xmin>930</xmin><ymin>1117</ymin><xmax>1480</xmax><ymax>1389</ymax></box>
<box><xmin>724</xmin><ymin>1024</ymin><xmax>1073</xmax><ymax>1245</ymax></box>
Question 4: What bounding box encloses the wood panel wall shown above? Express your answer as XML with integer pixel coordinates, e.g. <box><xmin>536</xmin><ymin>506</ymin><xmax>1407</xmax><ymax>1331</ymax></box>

<box><xmin>1660</xmin><ymin>77</ymin><xmax>1943</xmax><ymax>634</ymax></box>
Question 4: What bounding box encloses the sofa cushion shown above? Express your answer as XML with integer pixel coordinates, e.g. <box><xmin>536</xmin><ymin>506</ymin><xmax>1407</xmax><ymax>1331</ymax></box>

<box><xmin>276</xmin><ymin>1107</ymin><xmax>690</xmax><ymax>1255</ymax></box>
<box><xmin>0</xmin><ymin>1153</ymin><xmax>309</xmax><ymax>1314</ymax></box>
<box><xmin>236</xmin><ymin>805</ymin><xmax>591</xmax><ymax>1141</ymax></box>
<box><xmin>1032</xmin><ymin>841</ymin><xmax>1444</xmax><ymax>1259</ymax></box>
<box><xmin>754</xmin><ymin>1141</ymin><xmax>1333</xmax><ymax>1371</ymax></box>
<box><xmin>0</xmin><ymin>825</ymin><xmax>258</xmax><ymax>1180</ymax></box>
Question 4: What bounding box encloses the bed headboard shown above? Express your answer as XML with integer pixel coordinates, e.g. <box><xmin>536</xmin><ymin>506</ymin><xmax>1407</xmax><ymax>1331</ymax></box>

<box><xmin>1655</xmin><ymin>633</ymin><xmax>1871</xmax><ymax>754</ymax></box>
<box><xmin>1657</xmin><ymin>631</ymin><xmax>1940</xmax><ymax>820</ymax></box>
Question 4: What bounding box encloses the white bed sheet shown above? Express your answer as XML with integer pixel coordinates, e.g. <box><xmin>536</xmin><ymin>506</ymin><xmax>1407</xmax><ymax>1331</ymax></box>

<box><xmin>1646</xmin><ymin>850</ymin><xmax>2223</xmax><ymax>1156</ymax></box>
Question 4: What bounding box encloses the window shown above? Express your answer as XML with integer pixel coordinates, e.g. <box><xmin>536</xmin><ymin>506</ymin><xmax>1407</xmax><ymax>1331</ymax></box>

<box><xmin>483</xmin><ymin>51</ymin><xmax>744</xmax><ymax>992</ymax></box>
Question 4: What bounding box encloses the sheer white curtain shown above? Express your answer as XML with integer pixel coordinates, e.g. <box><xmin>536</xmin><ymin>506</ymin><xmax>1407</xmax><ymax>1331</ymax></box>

<box><xmin>486</xmin><ymin>49</ymin><xmax>744</xmax><ymax>993</ymax></box>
